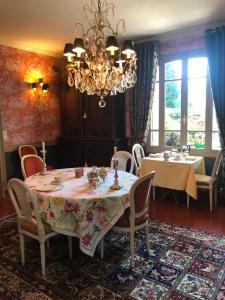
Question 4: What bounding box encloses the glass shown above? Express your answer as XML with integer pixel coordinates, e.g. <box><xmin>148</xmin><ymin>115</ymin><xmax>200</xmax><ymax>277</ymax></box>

<box><xmin>188</xmin><ymin>57</ymin><xmax>208</xmax><ymax>78</ymax></box>
<box><xmin>212</xmin><ymin>105</ymin><xmax>219</xmax><ymax>132</ymax></box>
<box><xmin>188</xmin><ymin>78</ymin><xmax>206</xmax><ymax>131</ymax></box>
<box><xmin>165</xmin><ymin>81</ymin><xmax>181</xmax><ymax>130</ymax></box>
<box><xmin>151</xmin><ymin>82</ymin><xmax>159</xmax><ymax>130</ymax></box>
<box><xmin>212</xmin><ymin>132</ymin><xmax>221</xmax><ymax>150</ymax></box>
<box><xmin>187</xmin><ymin>132</ymin><xmax>205</xmax><ymax>149</ymax></box>
<box><xmin>165</xmin><ymin>131</ymin><xmax>181</xmax><ymax>147</ymax></box>
<box><xmin>150</xmin><ymin>131</ymin><xmax>159</xmax><ymax>146</ymax></box>
<box><xmin>165</xmin><ymin>60</ymin><xmax>182</xmax><ymax>80</ymax></box>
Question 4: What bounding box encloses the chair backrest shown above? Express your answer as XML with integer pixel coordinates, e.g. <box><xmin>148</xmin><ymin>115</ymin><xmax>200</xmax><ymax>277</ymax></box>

<box><xmin>211</xmin><ymin>150</ymin><xmax>222</xmax><ymax>181</ymax></box>
<box><xmin>132</xmin><ymin>143</ymin><xmax>145</xmax><ymax>174</ymax></box>
<box><xmin>18</xmin><ymin>145</ymin><xmax>37</xmax><ymax>159</ymax></box>
<box><xmin>21</xmin><ymin>154</ymin><xmax>43</xmax><ymax>179</ymax></box>
<box><xmin>111</xmin><ymin>151</ymin><xmax>135</xmax><ymax>173</ymax></box>
<box><xmin>129</xmin><ymin>171</ymin><xmax>155</xmax><ymax>226</ymax></box>
<box><xmin>7</xmin><ymin>178</ymin><xmax>45</xmax><ymax>236</ymax></box>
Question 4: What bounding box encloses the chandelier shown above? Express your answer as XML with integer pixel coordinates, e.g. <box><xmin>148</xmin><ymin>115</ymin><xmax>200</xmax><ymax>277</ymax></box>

<box><xmin>63</xmin><ymin>0</ymin><xmax>137</xmax><ymax>107</ymax></box>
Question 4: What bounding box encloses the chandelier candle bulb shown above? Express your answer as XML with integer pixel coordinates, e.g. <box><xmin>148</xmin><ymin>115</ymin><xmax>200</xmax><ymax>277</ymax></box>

<box><xmin>63</xmin><ymin>0</ymin><xmax>137</xmax><ymax>108</ymax></box>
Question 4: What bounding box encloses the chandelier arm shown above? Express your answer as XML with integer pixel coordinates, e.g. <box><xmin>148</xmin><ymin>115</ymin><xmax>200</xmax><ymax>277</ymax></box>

<box><xmin>74</xmin><ymin>23</ymin><xmax>85</xmax><ymax>38</ymax></box>
<box><xmin>116</xmin><ymin>19</ymin><xmax>126</xmax><ymax>35</ymax></box>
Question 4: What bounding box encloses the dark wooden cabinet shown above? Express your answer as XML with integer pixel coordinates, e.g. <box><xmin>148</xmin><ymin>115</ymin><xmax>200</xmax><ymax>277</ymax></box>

<box><xmin>59</xmin><ymin>85</ymin><xmax>127</xmax><ymax>168</ymax></box>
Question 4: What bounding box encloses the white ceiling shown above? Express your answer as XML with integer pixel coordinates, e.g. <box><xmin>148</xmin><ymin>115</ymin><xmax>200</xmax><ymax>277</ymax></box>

<box><xmin>0</xmin><ymin>0</ymin><xmax>225</xmax><ymax>56</ymax></box>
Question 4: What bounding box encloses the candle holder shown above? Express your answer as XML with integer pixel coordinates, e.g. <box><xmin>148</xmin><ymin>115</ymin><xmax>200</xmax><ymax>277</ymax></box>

<box><xmin>110</xmin><ymin>158</ymin><xmax>122</xmax><ymax>190</ymax></box>
<box><xmin>40</xmin><ymin>150</ymin><xmax>50</xmax><ymax>175</ymax></box>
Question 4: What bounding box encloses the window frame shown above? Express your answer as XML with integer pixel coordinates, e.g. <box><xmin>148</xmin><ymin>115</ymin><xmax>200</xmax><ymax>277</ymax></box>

<box><xmin>150</xmin><ymin>49</ymin><xmax>219</xmax><ymax>157</ymax></box>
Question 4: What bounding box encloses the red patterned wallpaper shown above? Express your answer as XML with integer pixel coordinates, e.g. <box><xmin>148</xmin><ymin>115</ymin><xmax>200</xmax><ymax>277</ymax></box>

<box><xmin>160</xmin><ymin>35</ymin><xmax>205</xmax><ymax>55</ymax></box>
<box><xmin>0</xmin><ymin>44</ymin><xmax>63</xmax><ymax>148</ymax></box>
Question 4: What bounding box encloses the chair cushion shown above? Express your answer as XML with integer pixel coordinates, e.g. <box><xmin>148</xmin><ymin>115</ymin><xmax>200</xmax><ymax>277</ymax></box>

<box><xmin>115</xmin><ymin>208</ymin><xmax>149</xmax><ymax>228</ymax></box>
<box><xmin>195</xmin><ymin>174</ymin><xmax>211</xmax><ymax>186</ymax></box>
<box><xmin>21</xmin><ymin>218</ymin><xmax>53</xmax><ymax>235</ymax></box>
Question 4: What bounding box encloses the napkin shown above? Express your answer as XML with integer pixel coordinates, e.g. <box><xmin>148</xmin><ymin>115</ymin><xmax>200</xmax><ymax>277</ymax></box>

<box><xmin>149</xmin><ymin>153</ymin><xmax>161</xmax><ymax>158</ymax></box>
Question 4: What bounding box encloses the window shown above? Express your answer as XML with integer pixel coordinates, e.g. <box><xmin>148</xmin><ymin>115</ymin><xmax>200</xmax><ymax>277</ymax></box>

<box><xmin>150</xmin><ymin>51</ymin><xmax>220</xmax><ymax>156</ymax></box>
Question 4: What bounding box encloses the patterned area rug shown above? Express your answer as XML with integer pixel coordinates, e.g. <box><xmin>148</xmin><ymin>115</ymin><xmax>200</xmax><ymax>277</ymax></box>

<box><xmin>0</xmin><ymin>217</ymin><xmax>225</xmax><ymax>300</ymax></box>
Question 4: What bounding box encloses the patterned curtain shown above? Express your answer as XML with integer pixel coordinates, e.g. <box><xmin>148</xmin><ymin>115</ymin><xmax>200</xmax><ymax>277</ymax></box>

<box><xmin>205</xmin><ymin>26</ymin><xmax>225</xmax><ymax>182</ymax></box>
<box><xmin>128</xmin><ymin>41</ymin><xmax>160</xmax><ymax>150</ymax></box>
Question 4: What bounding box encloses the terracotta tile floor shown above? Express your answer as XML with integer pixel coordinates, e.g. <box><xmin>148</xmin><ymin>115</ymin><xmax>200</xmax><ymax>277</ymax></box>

<box><xmin>1</xmin><ymin>189</ymin><xmax>225</xmax><ymax>235</ymax></box>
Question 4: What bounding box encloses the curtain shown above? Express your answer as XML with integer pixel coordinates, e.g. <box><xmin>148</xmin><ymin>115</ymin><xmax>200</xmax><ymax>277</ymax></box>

<box><xmin>128</xmin><ymin>41</ymin><xmax>159</xmax><ymax>150</ymax></box>
<box><xmin>205</xmin><ymin>26</ymin><xmax>225</xmax><ymax>182</ymax></box>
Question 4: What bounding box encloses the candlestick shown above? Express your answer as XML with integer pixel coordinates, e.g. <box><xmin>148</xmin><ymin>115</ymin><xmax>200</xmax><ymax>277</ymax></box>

<box><xmin>114</xmin><ymin>146</ymin><xmax>117</xmax><ymax>155</ymax></box>
<box><xmin>110</xmin><ymin>158</ymin><xmax>122</xmax><ymax>190</ymax></box>
<box><xmin>40</xmin><ymin>149</ymin><xmax>50</xmax><ymax>175</ymax></box>
<box><xmin>42</xmin><ymin>141</ymin><xmax>45</xmax><ymax>152</ymax></box>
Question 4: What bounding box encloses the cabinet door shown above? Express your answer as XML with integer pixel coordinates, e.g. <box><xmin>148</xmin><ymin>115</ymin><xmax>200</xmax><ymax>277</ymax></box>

<box><xmin>85</xmin><ymin>141</ymin><xmax>113</xmax><ymax>167</ymax></box>
<box><xmin>84</xmin><ymin>95</ymin><xmax>113</xmax><ymax>139</ymax></box>
<box><xmin>61</xmin><ymin>87</ymin><xmax>83</xmax><ymax>137</ymax></box>
<box><xmin>59</xmin><ymin>139</ymin><xmax>84</xmax><ymax>168</ymax></box>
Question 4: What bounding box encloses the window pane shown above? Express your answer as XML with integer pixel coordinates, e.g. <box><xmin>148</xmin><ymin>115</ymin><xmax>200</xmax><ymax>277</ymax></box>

<box><xmin>151</xmin><ymin>83</ymin><xmax>159</xmax><ymax>130</ymax></box>
<box><xmin>151</xmin><ymin>131</ymin><xmax>159</xmax><ymax>146</ymax></box>
<box><xmin>188</xmin><ymin>78</ymin><xmax>206</xmax><ymax>131</ymax></box>
<box><xmin>213</xmin><ymin>105</ymin><xmax>219</xmax><ymax>131</ymax></box>
<box><xmin>165</xmin><ymin>60</ymin><xmax>182</xmax><ymax>80</ymax></box>
<box><xmin>212</xmin><ymin>132</ymin><xmax>220</xmax><ymax>150</ymax></box>
<box><xmin>187</xmin><ymin>132</ymin><xmax>205</xmax><ymax>149</ymax></box>
<box><xmin>165</xmin><ymin>131</ymin><xmax>181</xmax><ymax>147</ymax></box>
<box><xmin>165</xmin><ymin>81</ymin><xmax>181</xmax><ymax>130</ymax></box>
<box><xmin>188</xmin><ymin>57</ymin><xmax>208</xmax><ymax>78</ymax></box>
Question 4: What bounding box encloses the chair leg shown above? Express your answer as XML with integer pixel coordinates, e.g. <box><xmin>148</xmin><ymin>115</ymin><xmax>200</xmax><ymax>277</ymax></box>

<box><xmin>130</xmin><ymin>230</ymin><xmax>135</xmax><ymax>268</ymax></box>
<box><xmin>20</xmin><ymin>233</ymin><xmax>25</xmax><ymax>266</ymax></box>
<box><xmin>214</xmin><ymin>185</ymin><xmax>218</xmax><ymax>208</ymax></box>
<box><xmin>145</xmin><ymin>224</ymin><xmax>150</xmax><ymax>254</ymax></box>
<box><xmin>40</xmin><ymin>242</ymin><xmax>46</xmax><ymax>277</ymax></box>
<box><xmin>100</xmin><ymin>238</ymin><xmax>104</xmax><ymax>260</ymax></box>
<box><xmin>187</xmin><ymin>194</ymin><xmax>190</xmax><ymax>208</ymax></box>
<box><xmin>68</xmin><ymin>236</ymin><xmax>73</xmax><ymax>259</ymax></box>
<box><xmin>209</xmin><ymin>189</ymin><xmax>213</xmax><ymax>212</ymax></box>
<box><xmin>152</xmin><ymin>186</ymin><xmax>155</xmax><ymax>201</ymax></box>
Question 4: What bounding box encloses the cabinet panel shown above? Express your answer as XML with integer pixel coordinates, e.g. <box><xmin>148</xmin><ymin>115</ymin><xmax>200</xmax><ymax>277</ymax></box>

<box><xmin>61</xmin><ymin>87</ymin><xmax>83</xmax><ymax>137</ymax></box>
<box><xmin>59</xmin><ymin>139</ymin><xmax>84</xmax><ymax>168</ymax></box>
<box><xmin>85</xmin><ymin>141</ymin><xmax>113</xmax><ymax>167</ymax></box>
<box><xmin>84</xmin><ymin>95</ymin><xmax>113</xmax><ymax>139</ymax></box>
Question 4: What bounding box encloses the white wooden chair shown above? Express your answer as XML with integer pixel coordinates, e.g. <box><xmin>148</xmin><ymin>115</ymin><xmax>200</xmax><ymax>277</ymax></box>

<box><xmin>111</xmin><ymin>151</ymin><xmax>135</xmax><ymax>174</ymax></box>
<box><xmin>113</xmin><ymin>171</ymin><xmax>155</xmax><ymax>267</ymax></box>
<box><xmin>187</xmin><ymin>151</ymin><xmax>222</xmax><ymax>212</ymax></box>
<box><xmin>21</xmin><ymin>154</ymin><xmax>44</xmax><ymax>179</ymax></box>
<box><xmin>8</xmin><ymin>178</ymin><xmax>72</xmax><ymax>277</ymax></box>
<box><xmin>132</xmin><ymin>143</ymin><xmax>145</xmax><ymax>176</ymax></box>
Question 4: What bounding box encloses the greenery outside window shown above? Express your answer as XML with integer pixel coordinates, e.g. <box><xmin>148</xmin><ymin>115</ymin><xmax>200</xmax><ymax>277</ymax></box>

<box><xmin>149</xmin><ymin>50</ymin><xmax>220</xmax><ymax>156</ymax></box>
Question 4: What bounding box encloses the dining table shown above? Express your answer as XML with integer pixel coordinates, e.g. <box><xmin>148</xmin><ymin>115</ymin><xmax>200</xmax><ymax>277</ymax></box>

<box><xmin>25</xmin><ymin>168</ymin><xmax>137</xmax><ymax>256</ymax></box>
<box><xmin>140</xmin><ymin>155</ymin><xmax>205</xmax><ymax>199</ymax></box>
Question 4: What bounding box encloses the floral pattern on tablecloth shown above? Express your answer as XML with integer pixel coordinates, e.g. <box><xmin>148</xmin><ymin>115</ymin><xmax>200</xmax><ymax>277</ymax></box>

<box><xmin>25</xmin><ymin>168</ymin><xmax>137</xmax><ymax>256</ymax></box>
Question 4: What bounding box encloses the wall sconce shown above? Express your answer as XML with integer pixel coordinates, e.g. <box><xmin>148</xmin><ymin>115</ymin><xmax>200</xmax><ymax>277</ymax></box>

<box><xmin>31</xmin><ymin>78</ymin><xmax>49</xmax><ymax>102</ymax></box>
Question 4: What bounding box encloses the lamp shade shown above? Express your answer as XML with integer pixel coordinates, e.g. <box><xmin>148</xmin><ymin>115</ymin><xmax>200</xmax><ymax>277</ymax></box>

<box><xmin>106</xmin><ymin>36</ymin><xmax>119</xmax><ymax>55</ymax></box>
<box><xmin>72</xmin><ymin>38</ymin><xmax>86</xmax><ymax>57</ymax></box>
<box><xmin>63</xmin><ymin>43</ymin><xmax>75</xmax><ymax>57</ymax></box>
<box><xmin>122</xmin><ymin>40</ymin><xmax>135</xmax><ymax>58</ymax></box>
<box><xmin>42</xmin><ymin>83</ymin><xmax>49</xmax><ymax>91</ymax></box>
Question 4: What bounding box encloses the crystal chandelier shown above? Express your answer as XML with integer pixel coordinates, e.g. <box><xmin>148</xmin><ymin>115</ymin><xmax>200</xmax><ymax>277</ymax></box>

<box><xmin>63</xmin><ymin>0</ymin><xmax>137</xmax><ymax>108</ymax></box>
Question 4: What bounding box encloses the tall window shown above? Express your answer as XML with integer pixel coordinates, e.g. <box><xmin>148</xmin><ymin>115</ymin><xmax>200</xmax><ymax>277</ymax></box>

<box><xmin>150</xmin><ymin>51</ymin><xmax>220</xmax><ymax>155</ymax></box>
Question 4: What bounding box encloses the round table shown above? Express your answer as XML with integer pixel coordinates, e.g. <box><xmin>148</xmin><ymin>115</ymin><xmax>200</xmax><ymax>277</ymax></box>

<box><xmin>25</xmin><ymin>168</ymin><xmax>137</xmax><ymax>256</ymax></box>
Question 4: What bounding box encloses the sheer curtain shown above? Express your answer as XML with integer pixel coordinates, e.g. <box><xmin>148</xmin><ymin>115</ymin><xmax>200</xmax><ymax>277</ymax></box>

<box><xmin>205</xmin><ymin>26</ymin><xmax>225</xmax><ymax>182</ymax></box>
<box><xmin>128</xmin><ymin>41</ymin><xmax>160</xmax><ymax>151</ymax></box>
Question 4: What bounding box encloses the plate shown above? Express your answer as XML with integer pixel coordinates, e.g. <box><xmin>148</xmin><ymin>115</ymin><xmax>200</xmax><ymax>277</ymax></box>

<box><xmin>35</xmin><ymin>184</ymin><xmax>62</xmax><ymax>192</ymax></box>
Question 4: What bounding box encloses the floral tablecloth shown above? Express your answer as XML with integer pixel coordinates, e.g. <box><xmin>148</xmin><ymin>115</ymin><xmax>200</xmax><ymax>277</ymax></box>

<box><xmin>25</xmin><ymin>168</ymin><xmax>137</xmax><ymax>256</ymax></box>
